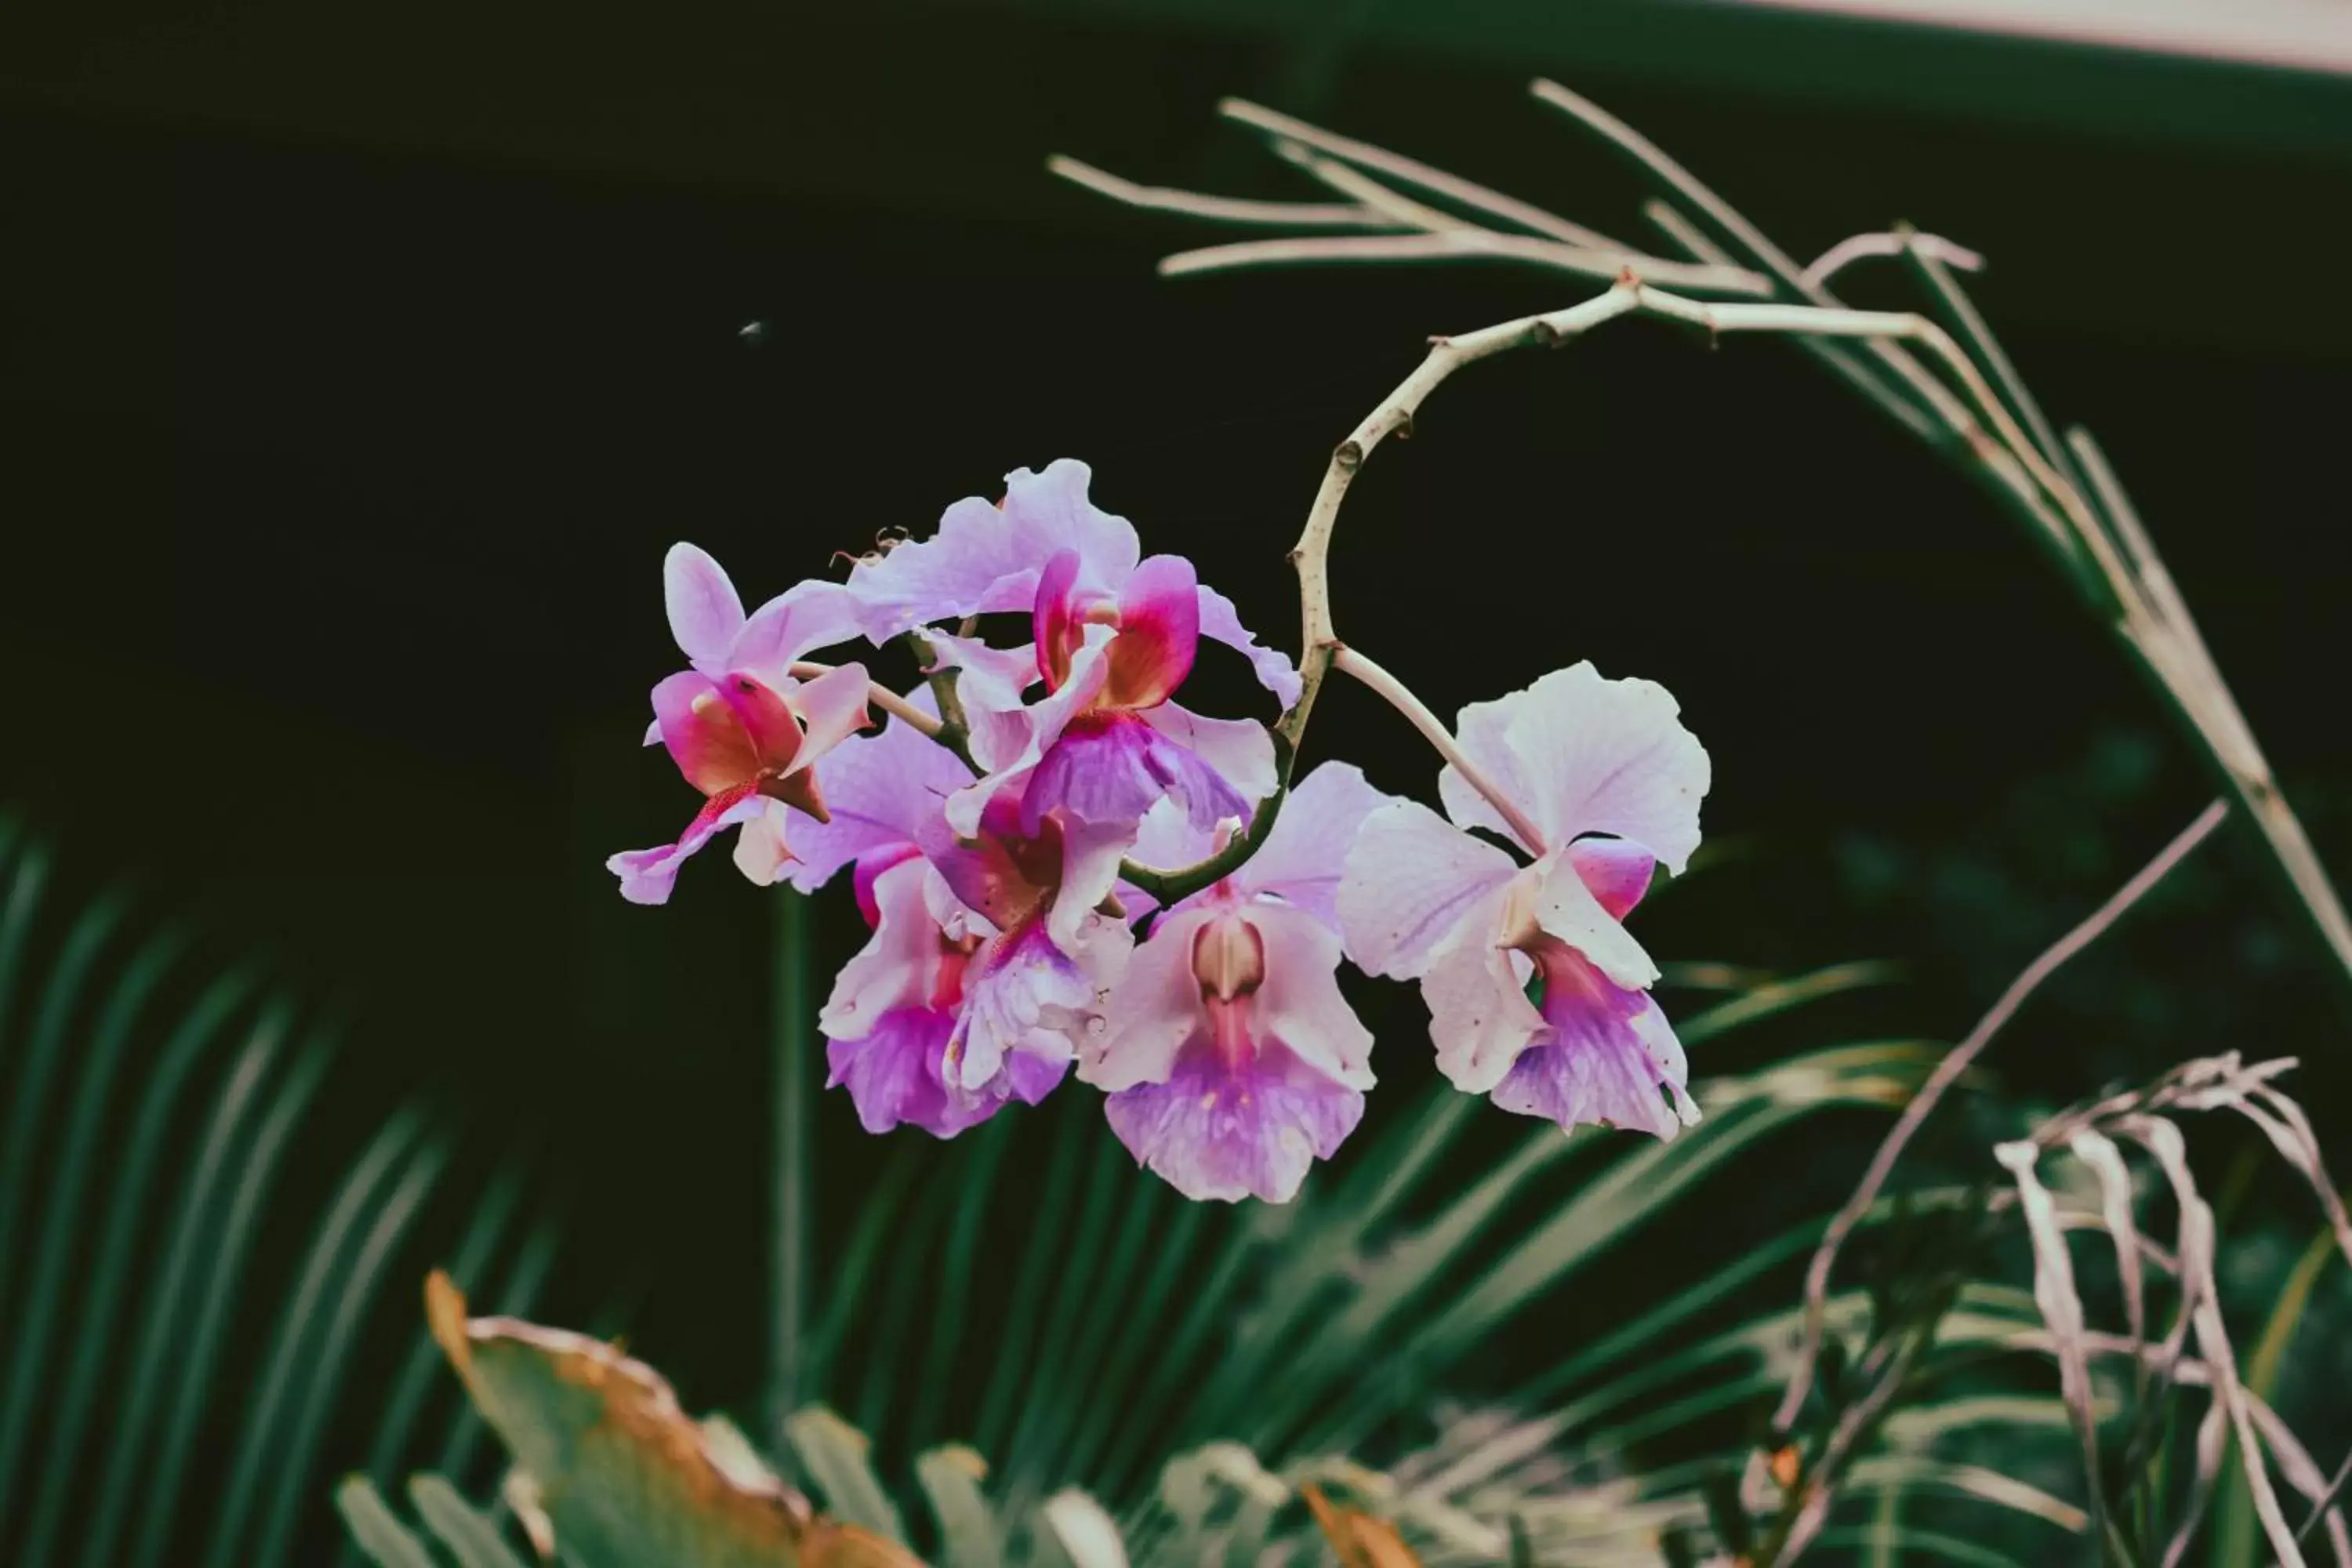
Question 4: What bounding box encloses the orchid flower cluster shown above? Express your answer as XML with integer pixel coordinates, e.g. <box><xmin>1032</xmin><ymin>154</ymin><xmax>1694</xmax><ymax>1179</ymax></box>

<box><xmin>610</xmin><ymin>459</ymin><xmax>1710</xmax><ymax>1203</ymax></box>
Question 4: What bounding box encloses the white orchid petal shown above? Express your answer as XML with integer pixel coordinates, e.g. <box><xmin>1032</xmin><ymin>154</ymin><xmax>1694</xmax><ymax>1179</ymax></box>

<box><xmin>1440</xmin><ymin>662</ymin><xmax>1709</xmax><ymax>872</ymax></box>
<box><xmin>1338</xmin><ymin>800</ymin><xmax>1518</xmax><ymax>979</ymax></box>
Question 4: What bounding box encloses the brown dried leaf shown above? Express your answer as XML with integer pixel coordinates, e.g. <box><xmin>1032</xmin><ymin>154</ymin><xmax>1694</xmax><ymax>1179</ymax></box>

<box><xmin>426</xmin><ymin>1270</ymin><xmax>922</xmax><ymax>1568</ymax></box>
<box><xmin>1300</xmin><ymin>1482</ymin><xmax>1422</xmax><ymax>1568</ymax></box>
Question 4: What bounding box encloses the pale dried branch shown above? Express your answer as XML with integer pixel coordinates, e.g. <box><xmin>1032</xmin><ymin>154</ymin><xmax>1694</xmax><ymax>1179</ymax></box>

<box><xmin>1046</xmin><ymin>154</ymin><xmax>1401</xmax><ymax>229</ymax></box>
<box><xmin>2240</xmin><ymin>1074</ymin><xmax>2352</xmax><ymax>1271</ymax></box>
<box><xmin>1069</xmin><ymin>80</ymin><xmax>2352</xmax><ymax>991</ymax></box>
<box><xmin>2067</xmin><ymin>1131</ymin><xmax>2148</xmax><ymax>1399</ymax></box>
<box><xmin>1528</xmin><ymin>78</ymin><xmax>1812</xmax><ymax>291</ymax></box>
<box><xmin>2000</xmin><ymin>1324</ymin><xmax>2352</xmax><ymax>1565</ymax></box>
<box><xmin>1773</xmin><ymin>800</ymin><xmax>2228</xmax><ymax>1435</ymax></box>
<box><xmin>1804</xmin><ymin>230</ymin><xmax>1984</xmax><ymax>291</ymax></box>
<box><xmin>1157</xmin><ymin>230</ymin><xmax>1761</xmax><ymax>292</ymax></box>
<box><xmin>1267</xmin><ymin>138</ymin><xmax>1479</xmax><ymax>235</ymax></box>
<box><xmin>1898</xmin><ymin>233</ymin><xmax>2077</xmax><ymax>486</ymax></box>
<box><xmin>1640</xmin><ymin>198</ymin><xmax>1741</xmax><ymax>270</ymax></box>
<box><xmin>2246</xmin><ymin>1397</ymin><xmax>2352</xmax><ymax>1567</ymax></box>
<box><xmin>1994</xmin><ymin>1139</ymin><xmax>2111</xmax><ymax>1553</ymax></box>
<box><xmin>2302</xmin><ymin>1449</ymin><xmax>2352</xmax><ymax>1552</ymax></box>
<box><xmin>1275</xmin><ymin>272</ymin><xmax>2112</xmax><ymax>761</ymax></box>
<box><xmin>2131</xmin><ymin>1115</ymin><xmax>2309</xmax><ymax>1566</ymax></box>
<box><xmin>1525</xmin><ymin>79</ymin><xmax>2352</xmax><ymax>986</ymax></box>
<box><xmin>1627</xmin><ymin>285</ymin><xmax>2091</xmax><ymax>568</ymax></box>
<box><xmin>1218</xmin><ymin>96</ymin><xmax>1630</xmax><ymax>252</ymax></box>
<box><xmin>1643</xmin><ymin>200</ymin><xmax>1944</xmax><ymax>441</ymax></box>
<box><xmin>2169</xmin><ymin>1406</ymin><xmax>2234</xmax><ymax>1568</ymax></box>
<box><xmin>1273</xmin><ymin>280</ymin><xmax>1638</xmax><ymax>753</ymax></box>
<box><xmin>1259</xmin><ymin>140</ymin><xmax>1774</xmax><ymax>294</ymax></box>
<box><xmin>1527</xmin><ymin>76</ymin><xmax>2107</xmax><ymax>574</ymax></box>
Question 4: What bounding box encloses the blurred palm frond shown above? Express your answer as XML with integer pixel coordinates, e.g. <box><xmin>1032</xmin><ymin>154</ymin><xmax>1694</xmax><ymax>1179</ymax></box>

<box><xmin>0</xmin><ymin>818</ymin><xmax>543</xmax><ymax>1568</ymax></box>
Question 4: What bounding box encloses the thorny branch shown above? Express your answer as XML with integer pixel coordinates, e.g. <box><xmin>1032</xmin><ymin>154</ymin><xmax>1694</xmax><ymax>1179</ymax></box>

<box><xmin>1269</xmin><ymin>273</ymin><xmax>2106</xmax><ymax>786</ymax></box>
<box><xmin>1051</xmin><ymin>76</ymin><xmax>2352</xmax><ymax>994</ymax></box>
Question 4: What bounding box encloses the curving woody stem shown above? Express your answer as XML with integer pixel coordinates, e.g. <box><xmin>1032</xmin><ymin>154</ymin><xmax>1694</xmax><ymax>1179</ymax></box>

<box><xmin>1122</xmin><ymin>270</ymin><xmax>2102</xmax><ymax>901</ymax></box>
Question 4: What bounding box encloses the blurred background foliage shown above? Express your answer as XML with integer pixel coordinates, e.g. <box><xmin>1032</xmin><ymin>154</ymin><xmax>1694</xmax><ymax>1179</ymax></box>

<box><xmin>2</xmin><ymin>0</ymin><xmax>2350</xmax><ymax>1560</ymax></box>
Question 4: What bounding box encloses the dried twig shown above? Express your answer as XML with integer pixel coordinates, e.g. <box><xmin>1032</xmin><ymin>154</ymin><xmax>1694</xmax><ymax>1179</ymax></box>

<box><xmin>1047</xmin><ymin>154</ymin><xmax>1401</xmax><ymax>230</ymax></box>
<box><xmin>1803</xmin><ymin>230</ymin><xmax>1984</xmax><ymax>290</ymax></box>
<box><xmin>1067</xmin><ymin>81</ymin><xmax>2352</xmax><ymax>989</ymax></box>
<box><xmin>1272</xmin><ymin>271</ymin><xmax>2111</xmax><ymax>766</ymax></box>
<box><xmin>2133</xmin><ymin>1116</ymin><xmax>2308</xmax><ymax>1566</ymax></box>
<box><xmin>1218</xmin><ymin>97</ymin><xmax>1631</xmax><ymax>253</ymax></box>
<box><xmin>1773</xmin><ymin>800</ymin><xmax>2228</xmax><ymax>1435</ymax></box>
<box><xmin>1159</xmin><ymin>229</ymin><xmax>1762</xmax><ymax>292</ymax></box>
<box><xmin>1996</xmin><ymin>1140</ymin><xmax>2113</xmax><ymax>1555</ymax></box>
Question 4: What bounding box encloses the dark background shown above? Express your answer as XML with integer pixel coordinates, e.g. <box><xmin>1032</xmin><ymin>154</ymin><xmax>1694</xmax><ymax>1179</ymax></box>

<box><xmin>3</xmin><ymin>0</ymin><xmax>2350</xmax><ymax>1550</ymax></box>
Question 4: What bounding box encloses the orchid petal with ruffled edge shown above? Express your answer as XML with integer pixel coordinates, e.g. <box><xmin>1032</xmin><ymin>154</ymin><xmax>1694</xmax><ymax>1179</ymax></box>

<box><xmin>1078</xmin><ymin>762</ymin><xmax>1393</xmax><ymax>1203</ymax></box>
<box><xmin>849</xmin><ymin>459</ymin><xmax>1296</xmax><ymax>775</ymax></box>
<box><xmin>1136</xmin><ymin>704</ymin><xmax>1276</xmax><ymax>818</ymax></box>
<box><xmin>845</xmin><ymin>459</ymin><xmax>1298</xmax><ymax>705</ymax></box>
<box><xmin>1214</xmin><ymin>760</ymin><xmax>1387</xmax><ymax>922</ymax></box>
<box><xmin>844</xmin><ymin>460</ymin><xmax>1142</xmax><ymax>641</ymax></box>
<box><xmin>1438</xmin><ymin>662</ymin><xmax>1709</xmax><ymax>872</ymax></box>
<box><xmin>1490</xmin><ymin>953</ymin><xmax>1698</xmax><ymax>1139</ymax></box>
<box><xmin>1103</xmin><ymin>1051</ymin><xmax>1365</xmax><ymax>1204</ymax></box>
<box><xmin>1094</xmin><ymin>554</ymin><xmax>1200</xmax><ymax>709</ymax></box>
<box><xmin>663</xmin><ymin>545</ymin><xmax>866</xmax><ymax>681</ymax></box>
<box><xmin>733</xmin><ymin>804</ymin><xmax>796</xmax><ymax>886</ymax></box>
<box><xmin>618</xmin><ymin>541</ymin><xmax>883</xmax><ymax>900</ymax></box>
<box><xmin>1196</xmin><ymin>583</ymin><xmax>1301</xmax><ymax>708</ymax></box>
<box><xmin>824</xmin><ymin>1011</ymin><xmax>974</xmax><ymax>1137</ymax></box>
<box><xmin>819</xmin><ymin>856</ymin><xmax>1053</xmax><ymax>1137</ymax></box>
<box><xmin>949</xmin><ymin>921</ymin><xmax>1117</xmax><ymax>1093</ymax></box>
<box><xmin>782</xmin><ymin>691</ymin><xmax>971</xmax><ymax>893</ymax></box>
<box><xmin>608</xmin><ymin>661</ymin><xmax>876</xmax><ymax>904</ymax></box>
<box><xmin>1337</xmin><ymin>665</ymin><xmax>1708</xmax><ymax>1139</ymax></box>
<box><xmin>1026</xmin><ymin>713</ymin><xmax>1256</xmax><ymax>837</ymax></box>
<box><xmin>915</xmin><ymin>631</ymin><xmax>1041</xmax><ymax>773</ymax></box>
<box><xmin>610</xmin><ymin>791</ymin><xmax>768</xmax><ymax>906</ymax></box>
<box><xmin>1337</xmin><ymin>799</ymin><xmax>1521</xmax><ymax>981</ymax></box>
<box><xmin>1086</xmin><ymin>899</ymin><xmax>1371</xmax><ymax>1204</ymax></box>
<box><xmin>836</xmin><ymin>466</ymin><xmax>1296</xmax><ymax>893</ymax></box>
<box><xmin>663</xmin><ymin>543</ymin><xmax>746</xmax><ymax>670</ymax></box>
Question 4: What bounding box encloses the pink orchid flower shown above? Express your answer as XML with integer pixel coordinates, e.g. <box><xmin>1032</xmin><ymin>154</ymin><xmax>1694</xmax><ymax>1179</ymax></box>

<box><xmin>1080</xmin><ymin>763</ymin><xmax>1392</xmax><ymax>1202</ymax></box>
<box><xmin>845</xmin><ymin>459</ymin><xmax>1290</xmax><ymax>850</ymax></box>
<box><xmin>773</xmin><ymin>697</ymin><xmax>1040</xmax><ymax>1134</ymax></box>
<box><xmin>927</xmin><ymin>548</ymin><xmax>1279</xmax><ymax>841</ymax></box>
<box><xmin>816</xmin><ymin>744</ymin><xmax>1135</xmax><ymax>1134</ymax></box>
<box><xmin>844</xmin><ymin>459</ymin><xmax>1299</xmax><ymax>707</ymax></box>
<box><xmin>608</xmin><ymin>544</ymin><xmax>874</xmax><ymax>905</ymax></box>
<box><xmin>1338</xmin><ymin>663</ymin><xmax>1711</xmax><ymax>1139</ymax></box>
<box><xmin>818</xmin><ymin>850</ymin><xmax>1076</xmax><ymax>1136</ymax></box>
